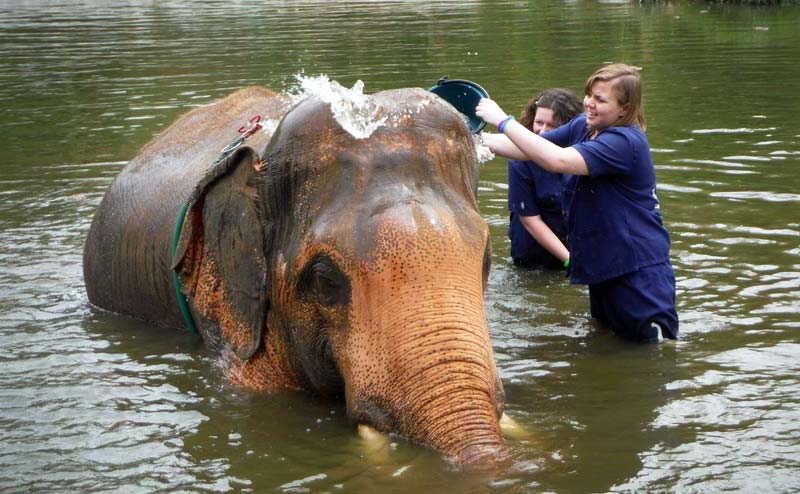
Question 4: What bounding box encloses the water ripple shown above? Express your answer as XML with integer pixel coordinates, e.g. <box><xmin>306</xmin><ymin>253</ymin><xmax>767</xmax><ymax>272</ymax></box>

<box><xmin>618</xmin><ymin>343</ymin><xmax>800</xmax><ymax>493</ymax></box>
<box><xmin>2</xmin><ymin>1</ymin><xmax>800</xmax><ymax>492</ymax></box>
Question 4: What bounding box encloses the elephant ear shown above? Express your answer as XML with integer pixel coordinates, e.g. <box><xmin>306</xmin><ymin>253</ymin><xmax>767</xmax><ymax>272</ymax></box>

<box><xmin>172</xmin><ymin>145</ymin><xmax>268</xmax><ymax>361</ymax></box>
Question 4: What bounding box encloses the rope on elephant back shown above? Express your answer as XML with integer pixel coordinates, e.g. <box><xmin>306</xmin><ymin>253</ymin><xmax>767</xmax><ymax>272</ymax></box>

<box><xmin>170</xmin><ymin>114</ymin><xmax>263</xmax><ymax>334</ymax></box>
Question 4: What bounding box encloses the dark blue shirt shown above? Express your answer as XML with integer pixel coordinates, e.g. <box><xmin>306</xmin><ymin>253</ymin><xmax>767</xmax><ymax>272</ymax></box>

<box><xmin>542</xmin><ymin>113</ymin><xmax>671</xmax><ymax>284</ymax></box>
<box><xmin>507</xmin><ymin>159</ymin><xmax>566</xmax><ymax>268</ymax></box>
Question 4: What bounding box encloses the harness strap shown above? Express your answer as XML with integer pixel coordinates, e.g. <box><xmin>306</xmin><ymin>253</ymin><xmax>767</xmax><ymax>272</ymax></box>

<box><xmin>171</xmin><ymin>202</ymin><xmax>198</xmax><ymax>333</ymax></box>
<box><xmin>170</xmin><ymin>115</ymin><xmax>263</xmax><ymax>333</ymax></box>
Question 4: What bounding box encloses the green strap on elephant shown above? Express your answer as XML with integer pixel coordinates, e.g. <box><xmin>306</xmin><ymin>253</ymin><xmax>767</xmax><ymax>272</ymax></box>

<box><xmin>171</xmin><ymin>201</ymin><xmax>198</xmax><ymax>334</ymax></box>
<box><xmin>170</xmin><ymin>116</ymin><xmax>263</xmax><ymax>334</ymax></box>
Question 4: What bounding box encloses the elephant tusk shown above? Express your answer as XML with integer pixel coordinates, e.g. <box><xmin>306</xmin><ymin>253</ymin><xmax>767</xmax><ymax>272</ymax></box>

<box><xmin>357</xmin><ymin>424</ymin><xmax>393</xmax><ymax>460</ymax></box>
<box><xmin>357</xmin><ymin>423</ymin><xmax>387</xmax><ymax>441</ymax></box>
<box><xmin>499</xmin><ymin>412</ymin><xmax>530</xmax><ymax>440</ymax></box>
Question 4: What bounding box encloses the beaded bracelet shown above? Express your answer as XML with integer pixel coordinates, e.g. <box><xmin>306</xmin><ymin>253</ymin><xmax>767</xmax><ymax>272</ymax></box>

<box><xmin>497</xmin><ymin>115</ymin><xmax>515</xmax><ymax>133</ymax></box>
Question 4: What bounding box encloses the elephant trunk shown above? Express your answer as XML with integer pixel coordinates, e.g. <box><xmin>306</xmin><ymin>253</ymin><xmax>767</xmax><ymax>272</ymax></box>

<box><xmin>314</xmin><ymin>193</ymin><xmax>505</xmax><ymax>466</ymax></box>
<box><xmin>390</xmin><ymin>317</ymin><xmax>505</xmax><ymax>465</ymax></box>
<box><xmin>404</xmin><ymin>387</ymin><xmax>504</xmax><ymax>465</ymax></box>
<box><xmin>345</xmin><ymin>282</ymin><xmax>506</xmax><ymax>466</ymax></box>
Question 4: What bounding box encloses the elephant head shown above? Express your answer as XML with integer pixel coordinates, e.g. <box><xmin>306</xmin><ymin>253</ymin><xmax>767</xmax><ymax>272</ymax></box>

<box><xmin>173</xmin><ymin>88</ymin><xmax>505</xmax><ymax>465</ymax></box>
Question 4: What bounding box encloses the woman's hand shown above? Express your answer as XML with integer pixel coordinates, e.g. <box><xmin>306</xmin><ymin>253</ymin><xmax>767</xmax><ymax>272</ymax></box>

<box><xmin>476</xmin><ymin>98</ymin><xmax>509</xmax><ymax>128</ymax></box>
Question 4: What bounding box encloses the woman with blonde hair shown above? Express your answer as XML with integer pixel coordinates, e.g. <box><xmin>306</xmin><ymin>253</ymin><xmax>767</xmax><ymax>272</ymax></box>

<box><xmin>478</xmin><ymin>64</ymin><xmax>678</xmax><ymax>343</ymax></box>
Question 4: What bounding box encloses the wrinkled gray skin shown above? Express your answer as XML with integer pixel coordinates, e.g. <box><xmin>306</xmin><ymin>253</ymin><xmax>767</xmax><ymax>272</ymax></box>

<box><xmin>84</xmin><ymin>86</ymin><xmax>506</xmax><ymax>466</ymax></box>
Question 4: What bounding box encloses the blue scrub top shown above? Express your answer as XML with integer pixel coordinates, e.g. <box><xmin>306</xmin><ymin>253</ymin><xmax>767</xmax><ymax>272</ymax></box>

<box><xmin>542</xmin><ymin>113</ymin><xmax>672</xmax><ymax>284</ymax></box>
<box><xmin>507</xmin><ymin>159</ymin><xmax>566</xmax><ymax>267</ymax></box>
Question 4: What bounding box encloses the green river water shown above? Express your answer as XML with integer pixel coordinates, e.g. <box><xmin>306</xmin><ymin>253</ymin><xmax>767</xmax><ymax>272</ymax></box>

<box><xmin>1</xmin><ymin>1</ymin><xmax>799</xmax><ymax>493</ymax></box>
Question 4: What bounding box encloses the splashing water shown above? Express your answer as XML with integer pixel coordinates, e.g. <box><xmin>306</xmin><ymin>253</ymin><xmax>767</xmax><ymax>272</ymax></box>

<box><xmin>260</xmin><ymin>118</ymin><xmax>281</xmax><ymax>137</ymax></box>
<box><xmin>474</xmin><ymin>134</ymin><xmax>495</xmax><ymax>164</ymax></box>
<box><xmin>288</xmin><ymin>74</ymin><xmax>494</xmax><ymax>165</ymax></box>
<box><xmin>290</xmin><ymin>74</ymin><xmax>386</xmax><ymax>139</ymax></box>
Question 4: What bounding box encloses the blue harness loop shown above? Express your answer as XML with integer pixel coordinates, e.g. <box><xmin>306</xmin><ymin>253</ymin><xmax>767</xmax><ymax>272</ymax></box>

<box><xmin>170</xmin><ymin>115</ymin><xmax>263</xmax><ymax>333</ymax></box>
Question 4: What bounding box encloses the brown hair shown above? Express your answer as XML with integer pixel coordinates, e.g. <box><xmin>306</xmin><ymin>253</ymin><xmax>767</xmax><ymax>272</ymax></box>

<box><xmin>519</xmin><ymin>88</ymin><xmax>583</xmax><ymax>131</ymax></box>
<box><xmin>584</xmin><ymin>63</ymin><xmax>646</xmax><ymax>131</ymax></box>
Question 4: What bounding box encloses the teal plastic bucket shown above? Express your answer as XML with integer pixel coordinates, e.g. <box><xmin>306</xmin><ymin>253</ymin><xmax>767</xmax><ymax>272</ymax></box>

<box><xmin>428</xmin><ymin>77</ymin><xmax>489</xmax><ymax>134</ymax></box>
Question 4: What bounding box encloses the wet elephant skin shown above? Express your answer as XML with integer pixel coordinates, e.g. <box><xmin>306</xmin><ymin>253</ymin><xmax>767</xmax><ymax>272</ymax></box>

<box><xmin>83</xmin><ymin>86</ymin><xmax>505</xmax><ymax>466</ymax></box>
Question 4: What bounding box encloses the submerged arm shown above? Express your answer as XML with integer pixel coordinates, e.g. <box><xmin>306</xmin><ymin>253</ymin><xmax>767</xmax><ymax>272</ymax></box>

<box><xmin>520</xmin><ymin>215</ymin><xmax>569</xmax><ymax>263</ymax></box>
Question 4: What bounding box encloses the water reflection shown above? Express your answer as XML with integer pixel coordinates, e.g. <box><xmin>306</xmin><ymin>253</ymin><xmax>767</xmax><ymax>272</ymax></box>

<box><xmin>0</xmin><ymin>159</ymin><xmax>209</xmax><ymax>492</ymax></box>
<box><xmin>2</xmin><ymin>0</ymin><xmax>800</xmax><ymax>492</ymax></box>
<box><xmin>618</xmin><ymin>342</ymin><xmax>800</xmax><ymax>492</ymax></box>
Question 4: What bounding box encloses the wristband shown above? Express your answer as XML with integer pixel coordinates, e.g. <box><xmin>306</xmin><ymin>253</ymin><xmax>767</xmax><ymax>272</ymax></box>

<box><xmin>563</xmin><ymin>258</ymin><xmax>570</xmax><ymax>268</ymax></box>
<box><xmin>497</xmin><ymin>115</ymin><xmax>515</xmax><ymax>133</ymax></box>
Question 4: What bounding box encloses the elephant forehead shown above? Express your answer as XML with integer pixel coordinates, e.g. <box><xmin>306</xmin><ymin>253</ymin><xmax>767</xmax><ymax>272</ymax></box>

<box><xmin>336</xmin><ymin>130</ymin><xmax>468</xmax><ymax>170</ymax></box>
<box><xmin>286</xmin><ymin>131</ymin><xmax>472</xmax><ymax>208</ymax></box>
<box><xmin>369</xmin><ymin>205</ymin><xmax>484</xmax><ymax>265</ymax></box>
<box><xmin>305</xmin><ymin>199</ymin><xmax>486</xmax><ymax>271</ymax></box>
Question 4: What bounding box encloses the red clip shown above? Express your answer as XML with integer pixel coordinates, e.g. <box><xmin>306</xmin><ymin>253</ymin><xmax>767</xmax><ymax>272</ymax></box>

<box><xmin>238</xmin><ymin>114</ymin><xmax>263</xmax><ymax>138</ymax></box>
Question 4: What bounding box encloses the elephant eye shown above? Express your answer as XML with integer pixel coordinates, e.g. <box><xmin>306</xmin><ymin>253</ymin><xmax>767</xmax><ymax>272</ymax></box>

<box><xmin>298</xmin><ymin>255</ymin><xmax>351</xmax><ymax>307</ymax></box>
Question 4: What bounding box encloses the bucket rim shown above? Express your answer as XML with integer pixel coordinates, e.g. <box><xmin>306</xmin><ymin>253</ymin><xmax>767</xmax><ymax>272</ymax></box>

<box><xmin>427</xmin><ymin>77</ymin><xmax>489</xmax><ymax>133</ymax></box>
<box><xmin>428</xmin><ymin>78</ymin><xmax>489</xmax><ymax>98</ymax></box>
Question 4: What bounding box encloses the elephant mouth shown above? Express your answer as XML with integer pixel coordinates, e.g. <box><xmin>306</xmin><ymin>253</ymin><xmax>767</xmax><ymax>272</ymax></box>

<box><xmin>292</xmin><ymin>321</ymin><xmax>345</xmax><ymax>399</ymax></box>
<box><xmin>350</xmin><ymin>396</ymin><xmax>397</xmax><ymax>433</ymax></box>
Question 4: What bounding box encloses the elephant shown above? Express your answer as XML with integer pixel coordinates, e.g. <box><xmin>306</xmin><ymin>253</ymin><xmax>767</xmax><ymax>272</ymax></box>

<box><xmin>83</xmin><ymin>84</ymin><xmax>506</xmax><ymax>466</ymax></box>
